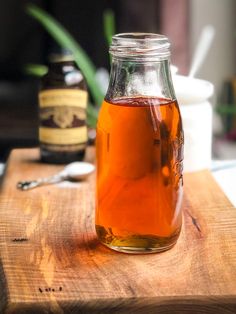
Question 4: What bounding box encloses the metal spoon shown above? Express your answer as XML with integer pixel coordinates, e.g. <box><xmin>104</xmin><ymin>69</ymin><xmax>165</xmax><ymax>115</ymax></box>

<box><xmin>17</xmin><ymin>162</ymin><xmax>95</xmax><ymax>191</ymax></box>
<box><xmin>188</xmin><ymin>25</ymin><xmax>215</xmax><ymax>78</ymax></box>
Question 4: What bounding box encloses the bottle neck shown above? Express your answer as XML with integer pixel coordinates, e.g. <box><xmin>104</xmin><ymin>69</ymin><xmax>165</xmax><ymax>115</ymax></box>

<box><xmin>105</xmin><ymin>57</ymin><xmax>176</xmax><ymax>102</ymax></box>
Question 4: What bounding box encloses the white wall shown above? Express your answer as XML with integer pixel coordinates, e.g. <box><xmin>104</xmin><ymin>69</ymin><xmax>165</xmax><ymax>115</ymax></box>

<box><xmin>190</xmin><ymin>0</ymin><xmax>236</xmax><ymax>100</ymax></box>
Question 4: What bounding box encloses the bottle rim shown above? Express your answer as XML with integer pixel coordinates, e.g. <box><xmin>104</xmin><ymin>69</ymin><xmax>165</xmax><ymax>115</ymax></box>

<box><xmin>110</xmin><ymin>33</ymin><xmax>171</xmax><ymax>60</ymax></box>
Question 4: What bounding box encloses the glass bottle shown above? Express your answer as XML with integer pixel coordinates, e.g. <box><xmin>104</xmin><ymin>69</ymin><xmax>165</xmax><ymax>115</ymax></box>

<box><xmin>39</xmin><ymin>49</ymin><xmax>88</xmax><ymax>164</ymax></box>
<box><xmin>96</xmin><ymin>33</ymin><xmax>184</xmax><ymax>253</ymax></box>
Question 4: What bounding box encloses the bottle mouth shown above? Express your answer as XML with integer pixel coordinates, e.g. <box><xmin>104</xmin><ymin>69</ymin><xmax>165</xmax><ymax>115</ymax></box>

<box><xmin>110</xmin><ymin>33</ymin><xmax>171</xmax><ymax>60</ymax></box>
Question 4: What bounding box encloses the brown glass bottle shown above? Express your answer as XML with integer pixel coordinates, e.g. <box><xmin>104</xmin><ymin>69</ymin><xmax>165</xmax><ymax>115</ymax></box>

<box><xmin>39</xmin><ymin>52</ymin><xmax>88</xmax><ymax>163</ymax></box>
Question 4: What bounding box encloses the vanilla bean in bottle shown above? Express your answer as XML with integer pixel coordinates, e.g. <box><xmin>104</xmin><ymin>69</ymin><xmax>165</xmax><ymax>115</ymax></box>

<box><xmin>39</xmin><ymin>48</ymin><xmax>88</xmax><ymax>163</ymax></box>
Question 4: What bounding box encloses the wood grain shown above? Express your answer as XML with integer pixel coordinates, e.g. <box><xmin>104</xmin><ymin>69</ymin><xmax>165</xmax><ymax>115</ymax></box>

<box><xmin>0</xmin><ymin>148</ymin><xmax>236</xmax><ymax>313</ymax></box>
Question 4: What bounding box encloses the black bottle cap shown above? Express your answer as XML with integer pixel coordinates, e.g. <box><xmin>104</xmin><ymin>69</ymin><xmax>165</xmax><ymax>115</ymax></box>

<box><xmin>48</xmin><ymin>46</ymin><xmax>74</xmax><ymax>63</ymax></box>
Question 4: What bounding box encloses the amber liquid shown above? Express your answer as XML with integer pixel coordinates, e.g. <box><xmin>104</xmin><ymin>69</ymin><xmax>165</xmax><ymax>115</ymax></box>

<box><xmin>96</xmin><ymin>96</ymin><xmax>183</xmax><ymax>253</ymax></box>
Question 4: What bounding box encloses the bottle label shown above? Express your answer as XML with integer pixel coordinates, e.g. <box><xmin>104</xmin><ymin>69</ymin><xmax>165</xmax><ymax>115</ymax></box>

<box><xmin>39</xmin><ymin>89</ymin><xmax>87</xmax><ymax>108</ymax></box>
<box><xmin>39</xmin><ymin>126</ymin><xmax>87</xmax><ymax>145</ymax></box>
<box><xmin>39</xmin><ymin>89</ymin><xmax>88</xmax><ymax>145</ymax></box>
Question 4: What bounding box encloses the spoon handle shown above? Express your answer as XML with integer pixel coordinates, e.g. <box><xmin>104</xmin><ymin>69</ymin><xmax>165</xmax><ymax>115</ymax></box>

<box><xmin>188</xmin><ymin>25</ymin><xmax>215</xmax><ymax>78</ymax></box>
<box><xmin>17</xmin><ymin>173</ymin><xmax>66</xmax><ymax>191</ymax></box>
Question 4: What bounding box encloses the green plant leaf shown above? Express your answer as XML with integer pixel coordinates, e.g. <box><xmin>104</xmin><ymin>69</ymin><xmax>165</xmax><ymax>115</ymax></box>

<box><xmin>87</xmin><ymin>103</ymin><xmax>99</xmax><ymax>128</ymax></box>
<box><xmin>26</xmin><ymin>3</ymin><xmax>104</xmax><ymax>108</ymax></box>
<box><xmin>103</xmin><ymin>9</ymin><xmax>116</xmax><ymax>47</ymax></box>
<box><xmin>24</xmin><ymin>63</ymin><xmax>48</xmax><ymax>77</ymax></box>
<box><xmin>217</xmin><ymin>105</ymin><xmax>236</xmax><ymax>114</ymax></box>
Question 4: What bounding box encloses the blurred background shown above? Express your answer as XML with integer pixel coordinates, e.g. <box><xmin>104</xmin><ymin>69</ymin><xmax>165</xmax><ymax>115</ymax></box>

<box><xmin>0</xmin><ymin>0</ymin><xmax>236</xmax><ymax>160</ymax></box>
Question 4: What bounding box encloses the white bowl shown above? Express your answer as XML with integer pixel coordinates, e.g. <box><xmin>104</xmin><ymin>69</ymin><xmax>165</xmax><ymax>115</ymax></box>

<box><xmin>173</xmin><ymin>75</ymin><xmax>214</xmax><ymax>105</ymax></box>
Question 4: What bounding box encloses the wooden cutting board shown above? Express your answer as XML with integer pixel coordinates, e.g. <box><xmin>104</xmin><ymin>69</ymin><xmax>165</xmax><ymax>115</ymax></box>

<box><xmin>0</xmin><ymin>148</ymin><xmax>236</xmax><ymax>314</ymax></box>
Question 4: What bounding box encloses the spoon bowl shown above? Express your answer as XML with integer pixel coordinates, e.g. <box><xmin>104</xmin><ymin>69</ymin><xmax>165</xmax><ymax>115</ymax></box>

<box><xmin>61</xmin><ymin>162</ymin><xmax>95</xmax><ymax>181</ymax></box>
